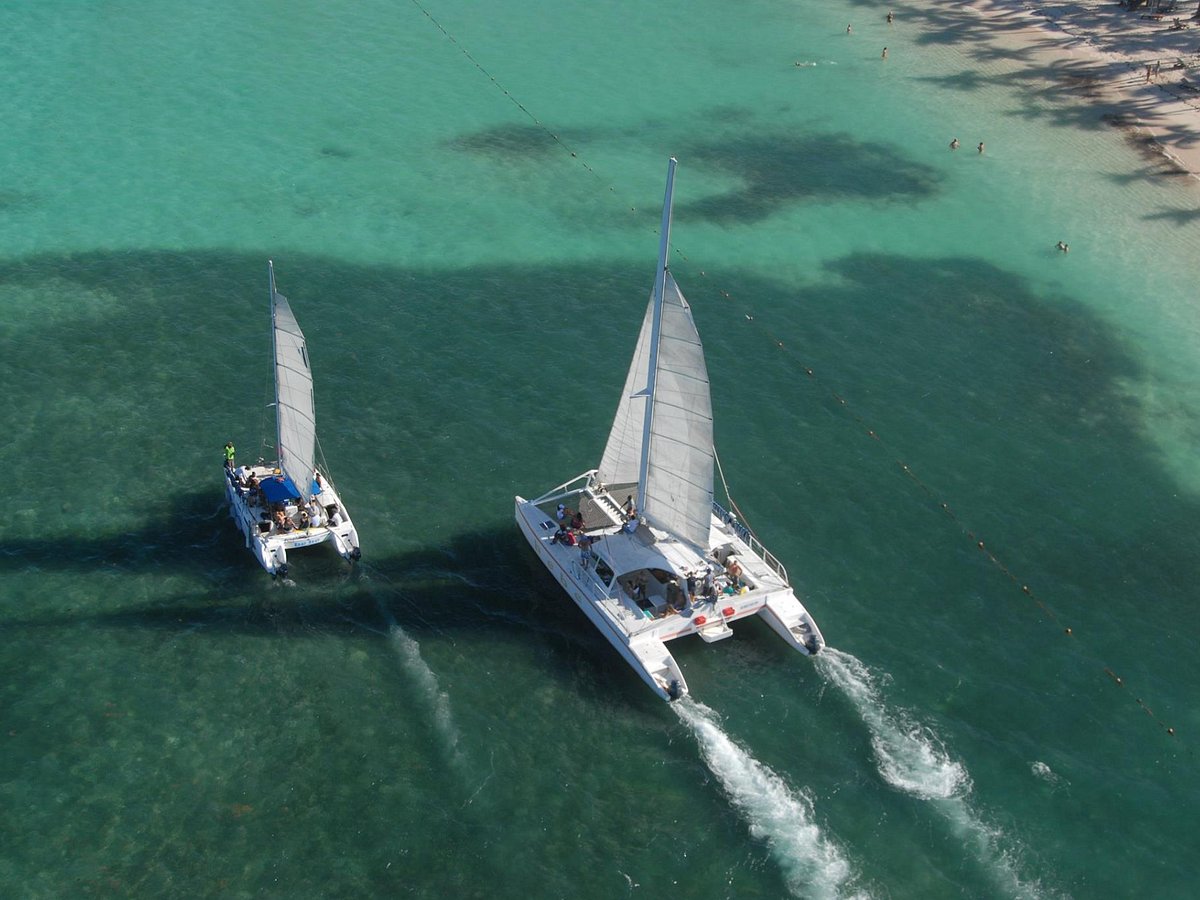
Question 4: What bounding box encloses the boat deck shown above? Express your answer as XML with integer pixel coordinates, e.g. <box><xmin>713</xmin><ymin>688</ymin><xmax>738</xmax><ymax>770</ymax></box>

<box><xmin>528</xmin><ymin>484</ymin><xmax>790</xmax><ymax>641</ymax></box>
<box><xmin>226</xmin><ymin>463</ymin><xmax>360</xmax><ymax>574</ymax></box>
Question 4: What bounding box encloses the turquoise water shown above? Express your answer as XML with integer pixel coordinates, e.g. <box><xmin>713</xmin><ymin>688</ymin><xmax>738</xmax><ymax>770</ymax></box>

<box><xmin>3</xmin><ymin>0</ymin><xmax>1198</xmax><ymax>896</ymax></box>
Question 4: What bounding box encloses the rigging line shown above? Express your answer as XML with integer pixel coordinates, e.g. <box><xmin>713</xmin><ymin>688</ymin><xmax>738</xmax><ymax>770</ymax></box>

<box><xmin>713</xmin><ymin>447</ymin><xmax>764</xmax><ymax>548</ymax></box>
<box><xmin>407</xmin><ymin>0</ymin><xmax>615</xmax><ymax>191</ymax></box>
<box><xmin>408</xmin><ymin>2</ymin><xmax>1177</xmax><ymax>740</ymax></box>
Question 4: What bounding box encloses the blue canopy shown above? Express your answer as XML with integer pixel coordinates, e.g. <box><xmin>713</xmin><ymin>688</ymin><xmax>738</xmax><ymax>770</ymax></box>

<box><xmin>259</xmin><ymin>474</ymin><xmax>302</xmax><ymax>503</ymax></box>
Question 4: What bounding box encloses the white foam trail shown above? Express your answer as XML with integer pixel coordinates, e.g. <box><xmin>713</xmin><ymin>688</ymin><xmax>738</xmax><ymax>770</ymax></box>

<box><xmin>387</xmin><ymin>623</ymin><xmax>464</xmax><ymax>767</ymax></box>
<box><xmin>1030</xmin><ymin>760</ymin><xmax>1064</xmax><ymax>788</ymax></box>
<box><xmin>817</xmin><ymin>649</ymin><xmax>1051</xmax><ymax>899</ymax></box>
<box><xmin>932</xmin><ymin>795</ymin><xmax>1052</xmax><ymax>900</ymax></box>
<box><xmin>674</xmin><ymin>698</ymin><xmax>867</xmax><ymax>900</ymax></box>
<box><xmin>817</xmin><ymin>649</ymin><xmax>968</xmax><ymax>800</ymax></box>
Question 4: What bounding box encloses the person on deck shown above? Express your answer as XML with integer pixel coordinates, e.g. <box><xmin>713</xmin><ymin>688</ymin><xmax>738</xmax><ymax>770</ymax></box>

<box><xmin>224</xmin><ymin>441</ymin><xmax>236</xmax><ymax>472</ymax></box>
<box><xmin>570</xmin><ymin>509</ymin><xmax>585</xmax><ymax>531</ymax></box>
<box><xmin>307</xmin><ymin>496</ymin><xmax>324</xmax><ymax>526</ymax></box>
<box><xmin>666</xmin><ymin>578</ymin><xmax>686</xmax><ymax>613</ymax></box>
<box><xmin>725</xmin><ymin>555</ymin><xmax>743</xmax><ymax>589</ymax></box>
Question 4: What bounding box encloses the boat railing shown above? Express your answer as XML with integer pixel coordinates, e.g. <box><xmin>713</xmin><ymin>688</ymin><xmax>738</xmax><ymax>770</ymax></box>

<box><xmin>712</xmin><ymin>500</ymin><xmax>789</xmax><ymax>584</ymax></box>
<box><xmin>532</xmin><ymin>470</ymin><xmax>596</xmax><ymax>506</ymax></box>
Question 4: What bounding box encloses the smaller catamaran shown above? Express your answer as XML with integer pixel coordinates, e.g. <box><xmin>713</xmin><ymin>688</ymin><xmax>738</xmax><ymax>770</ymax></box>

<box><xmin>515</xmin><ymin>159</ymin><xmax>824</xmax><ymax>701</ymax></box>
<box><xmin>225</xmin><ymin>260</ymin><xmax>361</xmax><ymax>578</ymax></box>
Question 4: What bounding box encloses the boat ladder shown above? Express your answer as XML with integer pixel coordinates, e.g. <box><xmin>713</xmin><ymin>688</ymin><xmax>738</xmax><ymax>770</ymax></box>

<box><xmin>697</xmin><ymin>604</ymin><xmax>734</xmax><ymax>643</ymax></box>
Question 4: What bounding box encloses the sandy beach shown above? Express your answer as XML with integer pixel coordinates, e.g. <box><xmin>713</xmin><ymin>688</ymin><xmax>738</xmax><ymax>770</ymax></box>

<box><xmin>911</xmin><ymin>0</ymin><xmax>1200</xmax><ymax>176</ymax></box>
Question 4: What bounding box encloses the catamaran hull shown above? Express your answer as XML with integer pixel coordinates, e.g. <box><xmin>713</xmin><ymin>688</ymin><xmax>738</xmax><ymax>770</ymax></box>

<box><xmin>226</xmin><ymin>468</ymin><xmax>361</xmax><ymax>577</ymax></box>
<box><xmin>516</xmin><ymin>497</ymin><xmax>685</xmax><ymax>701</ymax></box>
<box><xmin>516</xmin><ymin>486</ymin><xmax>825</xmax><ymax>702</ymax></box>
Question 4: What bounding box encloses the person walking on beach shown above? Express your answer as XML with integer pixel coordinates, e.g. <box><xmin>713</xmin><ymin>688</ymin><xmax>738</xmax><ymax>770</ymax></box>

<box><xmin>950</xmin><ymin>138</ymin><xmax>960</xmax><ymax>150</ymax></box>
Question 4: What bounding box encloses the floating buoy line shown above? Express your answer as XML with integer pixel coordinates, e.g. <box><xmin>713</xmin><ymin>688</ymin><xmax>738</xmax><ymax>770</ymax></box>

<box><xmin>409</xmin><ymin>0</ymin><xmax>1177</xmax><ymax>741</ymax></box>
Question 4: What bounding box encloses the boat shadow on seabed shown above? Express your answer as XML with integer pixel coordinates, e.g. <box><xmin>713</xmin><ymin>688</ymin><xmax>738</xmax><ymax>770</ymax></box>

<box><xmin>0</xmin><ymin>516</ymin><xmax>682</xmax><ymax>704</ymax></box>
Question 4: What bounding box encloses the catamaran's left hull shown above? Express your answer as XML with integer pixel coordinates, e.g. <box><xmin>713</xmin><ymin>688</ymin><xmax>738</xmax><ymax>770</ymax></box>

<box><xmin>516</xmin><ymin>496</ymin><xmax>687</xmax><ymax>700</ymax></box>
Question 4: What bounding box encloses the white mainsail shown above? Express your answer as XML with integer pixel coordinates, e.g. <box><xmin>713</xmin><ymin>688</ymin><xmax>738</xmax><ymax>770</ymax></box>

<box><xmin>597</xmin><ymin>159</ymin><xmax>714</xmax><ymax>550</ymax></box>
<box><xmin>270</xmin><ymin>261</ymin><xmax>317</xmax><ymax>502</ymax></box>
<box><xmin>641</xmin><ymin>270</ymin><xmax>713</xmax><ymax>548</ymax></box>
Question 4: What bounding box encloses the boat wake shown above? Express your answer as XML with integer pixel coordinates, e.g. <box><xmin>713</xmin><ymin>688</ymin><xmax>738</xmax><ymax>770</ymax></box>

<box><xmin>674</xmin><ymin>698</ymin><xmax>867</xmax><ymax>900</ymax></box>
<box><xmin>816</xmin><ymin>649</ymin><xmax>1050</xmax><ymax>899</ymax></box>
<box><xmin>385</xmin><ymin>620</ymin><xmax>465</xmax><ymax>768</ymax></box>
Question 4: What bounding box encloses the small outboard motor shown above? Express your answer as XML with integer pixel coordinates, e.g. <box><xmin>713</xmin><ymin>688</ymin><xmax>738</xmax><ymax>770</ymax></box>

<box><xmin>668</xmin><ymin>679</ymin><xmax>683</xmax><ymax>701</ymax></box>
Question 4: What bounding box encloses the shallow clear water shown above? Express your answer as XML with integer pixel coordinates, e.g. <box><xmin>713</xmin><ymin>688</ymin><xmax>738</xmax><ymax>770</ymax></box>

<box><xmin>2</xmin><ymin>1</ymin><xmax>1198</xmax><ymax>897</ymax></box>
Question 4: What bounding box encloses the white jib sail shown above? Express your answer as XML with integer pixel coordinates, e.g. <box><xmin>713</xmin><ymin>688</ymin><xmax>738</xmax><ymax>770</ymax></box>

<box><xmin>640</xmin><ymin>270</ymin><xmax>714</xmax><ymax>549</ymax></box>
<box><xmin>271</xmin><ymin>265</ymin><xmax>317</xmax><ymax>503</ymax></box>
<box><xmin>596</xmin><ymin>295</ymin><xmax>654</xmax><ymax>490</ymax></box>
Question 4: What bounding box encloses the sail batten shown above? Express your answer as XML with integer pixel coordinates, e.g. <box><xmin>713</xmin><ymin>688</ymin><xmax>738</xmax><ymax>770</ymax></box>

<box><xmin>271</xmin><ymin>264</ymin><xmax>317</xmax><ymax>503</ymax></box>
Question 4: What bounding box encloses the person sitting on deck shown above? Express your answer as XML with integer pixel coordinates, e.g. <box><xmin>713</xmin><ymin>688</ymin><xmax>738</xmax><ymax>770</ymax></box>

<box><xmin>306</xmin><ymin>497</ymin><xmax>324</xmax><ymax>526</ymax></box>
<box><xmin>556</xmin><ymin>503</ymin><xmax>567</xmax><ymax>521</ymax></box>
<box><xmin>551</xmin><ymin>523</ymin><xmax>569</xmax><ymax>544</ymax></box>
<box><xmin>570</xmin><ymin>509</ymin><xmax>585</xmax><ymax>531</ymax></box>
<box><xmin>725</xmin><ymin>555</ymin><xmax>743</xmax><ymax>589</ymax></box>
<box><xmin>622</xmin><ymin>514</ymin><xmax>639</xmax><ymax>535</ymax></box>
<box><xmin>326</xmin><ymin>504</ymin><xmax>343</xmax><ymax>527</ymax></box>
<box><xmin>631</xmin><ymin>573</ymin><xmax>649</xmax><ymax>607</ymax></box>
<box><xmin>666</xmin><ymin>578</ymin><xmax>686</xmax><ymax>614</ymax></box>
<box><xmin>273</xmin><ymin>508</ymin><xmax>293</xmax><ymax>533</ymax></box>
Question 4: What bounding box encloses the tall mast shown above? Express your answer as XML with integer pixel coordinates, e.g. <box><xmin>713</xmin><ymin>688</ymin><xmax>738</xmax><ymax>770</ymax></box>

<box><xmin>636</xmin><ymin>157</ymin><xmax>677</xmax><ymax>517</ymax></box>
<box><xmin>268</xmin><ymin>259</ymin><xmax>282</xmax><ymax>467</ymax></box>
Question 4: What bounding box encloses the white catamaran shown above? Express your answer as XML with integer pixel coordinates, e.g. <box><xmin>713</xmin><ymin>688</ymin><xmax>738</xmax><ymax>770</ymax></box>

<box><xmin>225</xmin><ymin>260</ymin><xmax>362</xmax><ymax>578</ymax></box>
<box><xmin>515</xmin><ymin>159</ymin><xmax>824</xmax><ymax>701</ymax></box>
